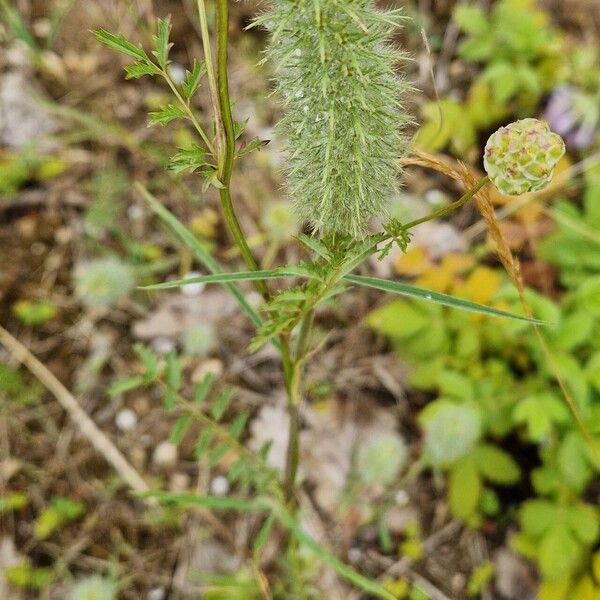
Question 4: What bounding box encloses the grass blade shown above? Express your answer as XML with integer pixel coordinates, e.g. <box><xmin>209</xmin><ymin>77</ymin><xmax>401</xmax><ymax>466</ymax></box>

<box><xmin>345</xmin><ymin>274</ymin><xmax>544</xmax><ymax>324</ymax></box>
<box><xmin>139</xmin><ymin>491</ymin><xmax>264</xmax><ymax>512</ymax></box>
<box><xmin>135</xmin><ymin>183</ymin><xmax>263</xmax><ymax>329</ymax></box>
<box><xmin>141</xmin><ymin>270</ymin><xmax>299</xmax><ymax>290</ymax></box>
<box><xmin>274</xmin><ymin>508</ymin><xmax>395</xmax><ymax>600</ymax></box>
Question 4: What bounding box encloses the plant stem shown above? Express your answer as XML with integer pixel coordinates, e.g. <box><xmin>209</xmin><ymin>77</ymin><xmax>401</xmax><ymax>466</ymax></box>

<box><xmin>403</xmin><ymin>176</ymin><xmax>490</xmax><ymax>230</ymax></box>
<box><xmin>162</xmin><ymin>69</ymin><xmax>216</xmax><ymax>154</ymax></box>
<box><xmin>214</xmin><ymin>0</ymin><xmax>270</xmax><ymax>301</ymax></box>
<box><xmin>210</xmin><ymin>0</ymin><xmax>302</xmax><ymax>504</ymax></box>
<box><xmin>197</xmin><ymin>0</ymin><xmax>223</xmax><ymax>149</ymax></box>
<box><xmin>283</xmin><ymin>309</ymin><xmax>315</xmax><ymax>503</ymax></box>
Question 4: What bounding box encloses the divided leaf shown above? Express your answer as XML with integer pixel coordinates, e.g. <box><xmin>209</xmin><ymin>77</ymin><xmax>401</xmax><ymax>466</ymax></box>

<box><xmin>94</xmin><ymin>28</ymin><xmax>148</xmax><ymax>61</ymax></box>
<box><xmin>153</xmin><ymin>17</ymin><xmax>173</xmax><ymax>69</ymax></box>
<box><xmin>182</xmin><ymin>60</ymin><xmax>207</xmax><ymax>99</ymax></box>
<box><xmin>148</xmin><ymin>104</ymin><xmax>186</xmax><ymax>126</ymax></box>
<box><xmin>125</xmin><ymin>62</ymin><xmax>161</xmax><ymax>79</ymax></box>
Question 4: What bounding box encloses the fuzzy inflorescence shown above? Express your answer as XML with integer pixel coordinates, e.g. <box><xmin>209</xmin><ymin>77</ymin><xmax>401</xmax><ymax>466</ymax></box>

<box><xmin>256</xmin><ymin>0</ymin><xmax>412</xmax><ymax>238</ymax></box>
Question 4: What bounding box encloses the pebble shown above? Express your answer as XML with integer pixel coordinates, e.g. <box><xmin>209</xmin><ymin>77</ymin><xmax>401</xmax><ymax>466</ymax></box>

<box><xmin>169</xmin><ymin>472</ymin><xmax>191</xmax><ymax>492</ymax></box>
<box><xmin>151</xmin><ymin>336</ymin><xmax>176</xmax><ymax>355</ymax></box>
<box><xmin>152</xmin><ymin>441</ymin><xmax>178</xmax><ymax>468</ymax></box>
<box><xmin>115</xmin><ymin>408</ymin><xmax>138</xmax><ymax>432</ymax></box>
<box><xmin>191</xmin><ymin>359</ymin><xmax>224</xmax><ymax>383</ymax></box>
<box><xmin>181</xmin><ymin>271</ymin><xmax>206</xmax><ymax>297</ymax></box>
<box><xmin>210</xmin><ymin>475</ymin><xmax>230</xmax><ymax>497</ymax></box>
<box><xmin>147</xmin><ymin>587</ymin><xmax>166</xmax><ymax>600</ymax></box>
<box><xmin>395</xmin><ymin>489</ymin><xmax>410</xmax><ymax>506</ymax></box>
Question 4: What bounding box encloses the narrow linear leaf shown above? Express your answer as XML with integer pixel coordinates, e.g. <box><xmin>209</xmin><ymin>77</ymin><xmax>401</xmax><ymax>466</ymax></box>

<box><xmin>193</xmin><ymin>373</ymin><xmax>215</xmax><ymax>405</ymax></box>
<box><xmin>164</xmin><ymin>388</ymin><xmax>177</xmax><ymax>413</ymax></box>
<box><xmin>0</xmin><ymin>0</ymin><xmax>38</xmax><ymax>51</ymax></box>
<box><xmin>345</xmin><ymin>274</ymin><xmax>544</xmax><ymax>324</ymax></box>
<box><xmin>211</xmin><ymin>389</ymin><xmax>235</xmax><ymax>421</ymax></box>
<box><xmin>253</xmin><ymin>514</ymin><xmax>276</xmax><ymax>559</ymax></box>
<box><xmin>140</xmin><ymin>269</ymin><xmax>304</xmax><ymax>290</ymax></box>
<box><xmin>140</xmin><ymin>491</ymin><xmax>263</xmax><ymax>512</ymax></box>
<box><xmin>209</xmin><ymin>442</ymin><xmax>231</xmax><ymax>467</ymax></box>
<box><xmin>170</xmin><ymin>414</ymin><xmax>192</xmax><ymax>445</ymax></box>
<box><xmin>108</xmin><ymin>375</ymin><xmax>145</xmax><ymax>397</ymax></box>
<box><xmin>194</xmin><ymin>428</ymin><xmax>214</xmax><ymax>458</ymax></box>
<box><xmin>165</xmin><ymin>351</ymin><xmax>182</xmax><ymax>392</ymax></box>
<box><xmin>295</xmin><ymin>233</ymin><xmax>331</xmax><ymax>259</ymax></box>
<box><xmin>229</xmin><ymin>412</ymin><xmax>249</xmax><ymax>439</ymax></box>
<box><xmin>94</xmin><ymin>28</ymin><xmax>148</xmax><ymax>61</ymax></box>
<box><xmin>133</xmin><ymin>343</ymin><xmax>158</xmax><ymax>379</ymax></box>
<box><xmin>228</xmin><ymin>456</ymin><xmax>248</xmax><ymax>483</ymax></box>
<box><xmin>135</xmin><ymin>183</ymin><xmax>264</xmax><ymax>330</ymax></box>
<box><xmin>275</xmin><ymin>508</ymin><xmax>395</xmax><ymax>600</ymax></box>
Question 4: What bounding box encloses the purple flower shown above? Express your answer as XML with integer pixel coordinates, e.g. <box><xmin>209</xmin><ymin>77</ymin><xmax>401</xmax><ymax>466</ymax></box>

<box><xmin>544</xmin><ymin>86</ymin><xmax>600</xmax><ymax>150</ymax></box>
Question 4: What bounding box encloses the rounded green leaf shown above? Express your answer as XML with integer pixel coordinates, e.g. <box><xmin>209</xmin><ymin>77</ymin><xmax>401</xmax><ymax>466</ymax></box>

<box><xmin>474</xmin><ymin>445</ymin><xmax>521</xmax><ymax>485</ymax></box>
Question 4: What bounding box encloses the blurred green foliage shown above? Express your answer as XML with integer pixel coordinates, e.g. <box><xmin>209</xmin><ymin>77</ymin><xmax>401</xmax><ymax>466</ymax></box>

<box><xmin>367</xmin><ymin>212</ymin><xmax>600</xmax><ymax>594</ymax></box>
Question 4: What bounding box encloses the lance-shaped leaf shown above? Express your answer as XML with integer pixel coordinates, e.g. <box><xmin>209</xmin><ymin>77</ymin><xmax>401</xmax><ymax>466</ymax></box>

<box><xmin>140</xmin><ymin>269</ymin><xmax>308</xmax><ymax>290</ymax></box>
<box><xmin>135</xmin><ymin>184</ymin><xmax>263</xmax><ymax>329</ymax></box>
<box><xmin>345</xmin><ymin>274</ymin><xmax>544</xmax><ymax>324</ymax></box>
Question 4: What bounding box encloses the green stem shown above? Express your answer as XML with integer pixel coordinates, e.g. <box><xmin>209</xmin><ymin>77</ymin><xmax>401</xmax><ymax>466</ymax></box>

<box><xmin>162</xmin><ymin>70</ymin><xmax>215</xmax><ymax>154</ymax></box>
<box><xmin>214</xmin><ymin>0</ymin><xmax>270</xmax><ymax>301</ymax></box>
<box><xmin>403</xmin><ymin>176</ymin><xmax>490</xmax><ymax>230</ymax></box>
<box><xmin>283</xmin><ymin>310</ymin><xmax>314</xmax><ymax>504</ymax></box>
<box><xmin>197</xmin><ymin>0</ymin><xmax>223</xmax><ymax>148</ymax></box>
<box><xmin>212</xmin><ymin>0</ymin><xmax>301</xmax><ymax>506</ymax></box>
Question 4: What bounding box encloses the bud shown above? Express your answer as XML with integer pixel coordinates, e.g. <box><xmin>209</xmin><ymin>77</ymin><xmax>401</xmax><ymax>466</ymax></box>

<box><xmin>484</xmin><ymin>119</ymin><xmax>565</xmax><ymax>196</ymax></box>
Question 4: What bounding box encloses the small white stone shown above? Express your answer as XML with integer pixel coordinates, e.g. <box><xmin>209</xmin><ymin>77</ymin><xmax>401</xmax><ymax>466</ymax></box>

<box><xmin>152</xmin><ymin>336</ymin><xmax>176</xmax><ymax>355</ymax></box>
<box><xmin>181</xmin><ymin>271</ymin><xmax>206</xmax><ymax>297</ymax></box>
<box><xmin>152</xmin><ymin>441</ymin><xmax>178</xmax><ymax>468</ymax></box>
<box><xmin>348</xmin><ymin>547</ymin><xmax>362</xmax><ymax>564</ymax></box>
<box><xmin>395</xmin><ymin>489</ymin><xmax>410</xmax><ymax>506</ymax></box>
<box><xmin>115</xmin><ymin>409</ymin><xmax>138</xmax><ymax>432</ymax></box>
<box><xmin>169</xmin><ymin>472</ymin><xmax>191</xmax><ymax>492</ymax></box>
<box><xmin>210</xmin><ymin>475</ymin><xmax>230</xmax><ymax>497</ymax></box>
<box><xmin>128</xmin><ymin>205</ymin><xmax>145</xmax><ymax>221</ymax></box>
<box><xmin>147</xmin><ymin>587</ymin><xmax>166</xmax><ymax>600</ymax></box>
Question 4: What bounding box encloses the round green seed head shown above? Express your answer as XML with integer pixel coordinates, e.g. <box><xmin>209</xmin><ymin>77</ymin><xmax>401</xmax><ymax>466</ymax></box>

<box><xmin>483</xmin><ymin>119</ymin><xmax>565</xmax><ymax>196</ymax></box>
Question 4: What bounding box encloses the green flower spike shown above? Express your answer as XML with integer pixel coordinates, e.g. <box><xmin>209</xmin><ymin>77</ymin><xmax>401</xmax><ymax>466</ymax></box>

<box><xmin>483</xmin><ymin>118</ymin><xmax>566</xmax><ymax>196</ymax></box>
<box><xmin>256</xmin><ymin>0</ymin><xmax>411</xmax><ymax>238</ymax></box>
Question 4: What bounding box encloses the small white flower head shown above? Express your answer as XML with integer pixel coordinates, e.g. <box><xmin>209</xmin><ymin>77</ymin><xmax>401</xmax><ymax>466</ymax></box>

<box><xmin>68</xmin><ymin>575</ymin><xmax>117</xmax><ymax>600</ymax></box>
<box><xmin>180</xmin><ymin>271</ymin><xmax>206</xmax><ymax>297</ymax></box>
<box><xmin>261</xmin><ymin>201</ymin><xmax>299</xmax><ymax>241</ymax></box>
<box><xmin>74</xmin><ymin>257</ymin><xmax>135</xmax><ymax>308</ymax></box>
<box><xmin>182</xmin><ymin>322</ymin><xmax>216</xmax><ymax>357</ymax></box>
<box><xmin>421</xmin><ymin>401</ymin><xmax>481</xmax><ymax>467</ymax></box>
<box><xmin>356</xmin><ymin>432</ymin><xmax>408</xmax><ymax>486</ymax></box>
<box><xmin>484</xmin><ymin>119</ymin><xmax>565</xmax><ymax>196</ymax></box>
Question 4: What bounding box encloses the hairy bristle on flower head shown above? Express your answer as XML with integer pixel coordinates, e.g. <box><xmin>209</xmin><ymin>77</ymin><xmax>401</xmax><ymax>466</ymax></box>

<box><xmin>255</xmin><ymin>0</ymin><xmax>412</xmax><ymax>238</ymax></box>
